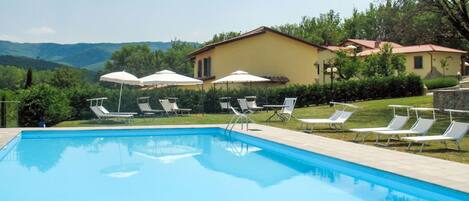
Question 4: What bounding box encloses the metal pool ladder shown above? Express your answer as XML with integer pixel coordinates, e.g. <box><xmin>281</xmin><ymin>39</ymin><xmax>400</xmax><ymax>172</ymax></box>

<box><xmin>225</xmin><ymin>107</ymin><xmax>253</xmax><ymax>134</ymax></box>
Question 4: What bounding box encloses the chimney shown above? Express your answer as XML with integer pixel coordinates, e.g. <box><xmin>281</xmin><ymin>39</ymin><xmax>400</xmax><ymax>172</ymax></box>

<box><xmin>374</xmin><ymin>40</ymin><xmax>381</xmax><ymax>48</ymax></box>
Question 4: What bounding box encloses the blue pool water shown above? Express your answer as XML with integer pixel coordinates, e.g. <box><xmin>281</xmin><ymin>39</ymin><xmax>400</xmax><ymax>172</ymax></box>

<box><xmin>0</xmin><ymin>128</ymin><xmax>468</xmax><ymax>201</ymax></box>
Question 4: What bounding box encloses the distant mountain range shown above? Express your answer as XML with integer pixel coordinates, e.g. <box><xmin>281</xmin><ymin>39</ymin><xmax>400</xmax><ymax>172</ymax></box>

<box><xmin>0</xmin><ymin>40</ymin><xmax>175</xmax><ymax>71</ymax></box>
<box><xmin>0</xmin><ymin>55</ymin><xmax>69</xmax><ymax>70</ymax></box>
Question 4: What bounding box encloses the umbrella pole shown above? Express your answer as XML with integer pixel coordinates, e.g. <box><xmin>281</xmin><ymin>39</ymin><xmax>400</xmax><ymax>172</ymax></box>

<box><xmin>118</xmin><ymin>82</ymin><xmax>123</xmax><ymax>112</ymax></box>
<box><xmin>200</xmin><ymin>84</ymin><xmax>205</xmax><ymax>116</ymax></box>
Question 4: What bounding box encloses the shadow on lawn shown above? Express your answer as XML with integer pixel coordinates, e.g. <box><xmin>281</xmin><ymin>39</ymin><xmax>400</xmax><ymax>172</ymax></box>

<box><xmin>413</xmin><ymin>147</ymin><xmax>468</xmax><ymax>154</ymax></box>
<box><xmin>81</xmin><ymin>120</ymin><xmax>127</xmax><ymax>125</ymax></box>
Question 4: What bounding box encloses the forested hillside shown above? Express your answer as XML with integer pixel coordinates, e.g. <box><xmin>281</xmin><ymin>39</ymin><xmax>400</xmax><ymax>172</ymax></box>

<box><xmin>0</xmin><ymin>41</ymin><xmax>174</xmax><ymax>70</ymax></box>
<box><xmin>0</xmin><ymin>55</ymin><xmax>68</xmax><ymax>70</ymax></box>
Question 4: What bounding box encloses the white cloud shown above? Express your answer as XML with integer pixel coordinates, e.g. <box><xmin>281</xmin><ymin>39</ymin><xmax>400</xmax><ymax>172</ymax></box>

<box><xmin>0</xmin><ymin>34</ymin><xmax>21</xmax><ymax>42</ymax></box>
<box><xmin>27</xmin><ymin>26</ymin><xmax>56</xmax><ymax>35</ymax></box>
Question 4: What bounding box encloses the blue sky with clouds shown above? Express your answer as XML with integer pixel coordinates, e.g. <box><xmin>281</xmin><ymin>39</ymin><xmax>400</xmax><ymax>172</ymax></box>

<box><xmin>0</xmin><ymin>0</ymin><xmax>373</xmax><ymax>44</ymax></box>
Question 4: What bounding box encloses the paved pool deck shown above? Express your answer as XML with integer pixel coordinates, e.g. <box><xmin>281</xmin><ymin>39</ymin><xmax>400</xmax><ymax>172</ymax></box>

<box><xmin>1</xmin><ymin>124</ymin><xmax>469</xmax><ymax>193</ymax></box>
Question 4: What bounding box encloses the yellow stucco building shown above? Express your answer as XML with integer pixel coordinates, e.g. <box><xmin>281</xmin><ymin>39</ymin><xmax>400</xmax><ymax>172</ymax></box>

<box><xmin>331</xmin><ymin>39</ymin><xmax>467</xmax><ymax>78</ymax></box>
<box><xmin>188</xmin><ymin>26</ymin><xmax>328</xmax><ymax>87</ymax></box>
<box><xmin>188</xmin><ymin>27</ymin><xmax>467</xmax><ymax>88</ymax></box>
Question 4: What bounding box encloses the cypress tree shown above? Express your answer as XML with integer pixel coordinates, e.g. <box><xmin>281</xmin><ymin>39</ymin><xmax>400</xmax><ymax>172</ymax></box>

<box><xmin>25</xmin><ymin>68</ymin><xmax>33</xmax><ymax>89</ymax></box>
<box><xmin>0</xmin><ymin>96</ymin><xmax>6</xmax><ymax>128</ymax></box>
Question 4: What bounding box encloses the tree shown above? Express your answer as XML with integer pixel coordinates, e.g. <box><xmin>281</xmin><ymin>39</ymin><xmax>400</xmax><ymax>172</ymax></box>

<box><xmin>24</xmin><ymin>68</ymin><xmax>33</xmax><ymax>89</ymax></box>
<box><xmin>333</xmin><ymin>50</ymin><xmax>361</xmax><ymax>80</ymax></box>
<box><xmin>49</xmin><ymin>67</ymin><xmax>86</xmax><ymax>88</ymax></box>
<box><xmin>0</xmin><ymin>65</ymin><xmax>25</xmax><ymax>90</ymax></box>
<box><xmin>361</xmin><ymin>43</ymin><xmax>406</xmax><ymax>77</ymax></box>
<box><xmin>274</xmin><ymin>10</ymin><xmax>345</xmax><ymax>45</ymax></box>
<box><xmin>204</xmin><ymin>32</ymin><xmax>241</xmax><ymax>45</ymax></box>
<box><xmin>104</xmin><ymin>44</ymin><xmax>158</xmax><ymax>77</ymax></box>
<box><xmin>156</xmin><ymin>41</ymin><xmax>199</xmax><ymax>75</ymax></box>
<box><xmin>423</xmin><ymin>0</ymin><xmax>469</xmax><ymax>42</ymax></box>
<box><xmin>439</xmin><ymin>56</ymin><xmax>452</xmax><ymax>77</ymax></box>
<box><xmin>104</xmin><ymin>41</ymin><xmax>198</xmax><ymax>77</ymax></box>
<box><xmin>0</xmin><ymin>96</ymin><xmax>6</xmax><ymax>128</ymax></box>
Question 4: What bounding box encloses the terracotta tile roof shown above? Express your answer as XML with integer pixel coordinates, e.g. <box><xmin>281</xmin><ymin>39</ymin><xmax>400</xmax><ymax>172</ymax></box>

<box><xmin>357</xmin><ymin>44</ymin><xmax>467</xmax><ymax>56</ymax></box>
<box><xmin>188</xmin><ymin>26</ymin><xmax>325</xmax><ymax>58</ymax></box>
<box><xmin>344</xmin><ymin>39</ymin><xmax>403</xmax><ymax>49</ymax></box>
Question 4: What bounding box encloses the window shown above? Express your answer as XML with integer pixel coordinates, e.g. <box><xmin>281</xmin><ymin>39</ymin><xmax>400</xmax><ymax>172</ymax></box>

<box><xmin>414</xmin><ymin>56</ymin><xmax>423</xmax><ymax>69</ymax></box>
<box><xmin>315</xmin><ymin>63</ymin><xmax>320</xmax><ymax>75</ymax></box>
<box><xmin>356</xmin><ymin>46</ymin><xmax>363</xmax><ymax>53</ymax></box>
<box><xmin>197</xmin><ymin>60</ymin><xmax>202</xmax><ymax>78</ymax></box>
<box><xmin>203</xmin><ymin>57</ymin><xmax>211</xmax><ymax>77</ymax></box>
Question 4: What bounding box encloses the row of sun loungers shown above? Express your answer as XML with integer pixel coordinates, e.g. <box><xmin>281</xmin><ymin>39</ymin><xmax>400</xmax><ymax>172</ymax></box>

<box><xmin>138</xmin><ymin>98</ymin><xmax>192</xmax><ymax>116</ymax></box>
<box><xmin>88</xmin><ymin>97</ymin><xmax>192</xmax><ymax>122</ymax></box>
<box><xmin>291</xmin><ymin>102</ymin><xmax>468</xmax><ymax>152</ymax></box>
<box><xmin>348</xmin><ymin>106</ymin><xmax>468</xmax><ymax>152</ymax></box>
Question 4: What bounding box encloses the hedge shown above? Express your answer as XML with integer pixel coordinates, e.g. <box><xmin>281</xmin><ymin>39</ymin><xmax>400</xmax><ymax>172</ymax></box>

<box><xmin>66</xmin><ymin>74</ymin><xmax>423</xmax><ymax>118</ymax></box>
<box><xmin>12</xmin><ymin>74</ymin><xmax>423</xmax><ymax>125</ymax></box>
<box><xmin>424</xmin><ymin>77</ymin><xmax>459</xmax><ymax>90</ymax></box>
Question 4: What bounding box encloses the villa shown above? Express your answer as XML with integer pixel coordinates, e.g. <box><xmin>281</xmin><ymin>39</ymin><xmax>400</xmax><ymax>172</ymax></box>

<box><xmin>190</xmin><ymin>27</ymin><xmax>467</xmax><ymax>86</ymax></box>
<box><xmin>188</xmin><ymin>26</ymin><xmax>329</xmax><ymax>87</ymax></box>
<box><xmin>328</xmin><ymin>39</ymin><xmax>467</xmax><ymax>78</ymax></box>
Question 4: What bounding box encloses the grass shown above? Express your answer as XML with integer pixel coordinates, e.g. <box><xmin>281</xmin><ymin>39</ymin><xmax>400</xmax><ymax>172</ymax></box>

<box><xmin>57</xmin><ymin>95</ymin><xmax>469</xmax><ymax>164</ymax></box>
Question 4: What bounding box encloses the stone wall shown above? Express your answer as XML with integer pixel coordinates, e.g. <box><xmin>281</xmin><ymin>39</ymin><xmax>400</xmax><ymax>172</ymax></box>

<box><xmin>433</xmin><ymin>88</ymin><xmax>469</xmax><ymax>110</ymax></box>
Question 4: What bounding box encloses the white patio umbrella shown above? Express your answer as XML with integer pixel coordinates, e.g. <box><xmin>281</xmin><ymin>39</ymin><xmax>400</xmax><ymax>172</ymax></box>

<box><xmin>212</xmin><ymin>70</ymin><xmax>270</xmax><ymax>89</ymax></box>
<box><xmin>140</xmin><ymin>69</ymin><xmax>204</xmax><ymax>113</ymax></box>
<box><xmin>100</xmin><ymin>71</ymin><xmax>141</xmax><ymax>112</ymax></box>
<box><xmin>140</xmin><ymin>70</ymin><xmax>203</xmax><ymax>86</ymax></box>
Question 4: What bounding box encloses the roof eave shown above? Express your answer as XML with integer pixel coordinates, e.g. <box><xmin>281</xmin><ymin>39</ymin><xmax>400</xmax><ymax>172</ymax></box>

<box><xmin>187</xmin><ymin>26</ymin><xmax>325</xmax><ymax>58</ymax></box>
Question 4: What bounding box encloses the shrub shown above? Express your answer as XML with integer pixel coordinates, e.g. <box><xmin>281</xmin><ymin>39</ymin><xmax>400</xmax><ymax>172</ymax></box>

<box><xmin>424</xmin><ymin>77</ymin><xmax>459</xmax><ymax>90</ymax></box>
<box><xmin>18</xmin><ymin>84</ymin><xmax>71</xmax><ymax>127</ymax></box>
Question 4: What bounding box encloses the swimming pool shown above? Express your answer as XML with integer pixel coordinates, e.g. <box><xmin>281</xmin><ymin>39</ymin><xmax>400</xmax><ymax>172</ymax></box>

<box><xmin>0</xmin><ymin>128</ymin><xmax>468</xmax><ymax>201</ymax></box>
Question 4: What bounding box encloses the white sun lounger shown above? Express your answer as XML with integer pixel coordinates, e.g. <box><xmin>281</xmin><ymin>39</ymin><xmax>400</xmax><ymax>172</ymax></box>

<box><xmin>159</xmin><ymin>99</ymin><xmax>176</xmax><ymax>116</ymax></box>
<box><xmin>350</xmin><ymin>105</ymin><xmax>411</xmax><ymax>142</ymax></box>
<box><xmin>90</xmin><ymin>106</ymin><xmax>134</xmax><ymax>119</ymax></box>
<box><xmin>245</xmin><ymin>96</ymin><xmax>263</xmax><ymax>111</ymax></box>
<box><xmin>137</xmin><ymin>97</ymin><xmax>164</xmax><ymax>116</ymax></box>
<box><xmin>402</xmin><ymin>109</ymin><xmax>469</xmax><ymax>152</ymax></box>
<box><xmin>159</xmin><ymin>99</ymin><xmax>191</xmax><ymax>116</ymax></box>
<box><xmin>138</xmin><ymin>102</ymin><xmax>164</xmax><ymax>116</ymax></box>
<box><xmin>171</xmin><ymin>101</ymin><xmax>192</xmax><ymax>115</ymax></box>
<box><xmin>237</xmin><ymin>99</ymin><xmax>254</xmax><ymax>114</ymax></box>
<box><xmin>372</xmin><ymin>107</ymin><xmax>438</xmax><ymax>146</ymax></box>
<box><xmin>299</xmin><ymin>102</ymin><xmax>357</xmax><ymax>132</ymax></box>
<box><xmin>87</xmin><ymin>97</ymin><xmax>134</xmax><ymax>121</ymax></box>
<box><xmin>403</xmin><ymin>121</ymin><xmax>469</xmax><ymax>152</ymax></box>
<box><xmin>219</xmin><ymin>97</ymin><xmax>232</xmax><ymax>112</ymax></box>
<box><xmin>278</xmin><ymin>97</ymin><xmax>297</xmax><ymax>121</ymax></box>
<box><xmin>98</xmin><ymin>106</ymin><xmax>137</xmax><ymax>116</ymax></box>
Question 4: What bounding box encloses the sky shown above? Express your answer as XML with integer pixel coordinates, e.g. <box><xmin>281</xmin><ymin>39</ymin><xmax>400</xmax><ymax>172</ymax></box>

<box><xmin>0</xmin><ymin>0</ymin><xmax>373</xmax><ymax>44</ymax></box>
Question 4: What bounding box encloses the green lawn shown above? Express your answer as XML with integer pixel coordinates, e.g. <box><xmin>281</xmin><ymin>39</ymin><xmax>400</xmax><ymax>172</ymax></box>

<box><xmin>57</xmin><ymin>95</ymin><xmax>469</xmax><ymax>164</ymax></box>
